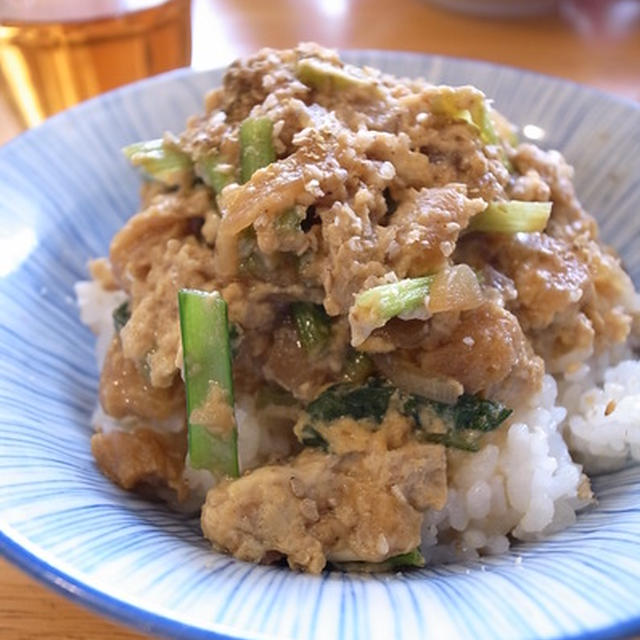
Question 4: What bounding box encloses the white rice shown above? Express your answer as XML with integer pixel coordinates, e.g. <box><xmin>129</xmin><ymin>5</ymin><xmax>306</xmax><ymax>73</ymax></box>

<box><xmin>559</xmin><ymin>356</ymin><xmax>640</xmax><ymax>473</ymax></box>
<box><xmin>75</xmin><ymin>280</ymin><xmax>127</xmax><ymax>369</ymax></box>
<box><xmin>422</xmin><ymin>375</ymin><xmax>587</xmax><ymax>562</ymax></box>
<box><xmin>77</xmin><ymin>279</ymin><xmax>640</xmax><ymax>560</ymax></box>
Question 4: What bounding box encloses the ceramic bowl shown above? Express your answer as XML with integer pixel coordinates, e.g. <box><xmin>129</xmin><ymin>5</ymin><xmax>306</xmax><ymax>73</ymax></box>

<box><xmin>1</xmin><ymin>51</ymin><xmax>639</xmax><ymax>640</ymax></box>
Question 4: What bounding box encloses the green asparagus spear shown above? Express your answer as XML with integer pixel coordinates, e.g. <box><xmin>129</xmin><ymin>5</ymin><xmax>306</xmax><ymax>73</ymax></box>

<box><xmin>178</xmin><ymin>289</ymin><xmax>239</xmax><ymax>477</ymax></box>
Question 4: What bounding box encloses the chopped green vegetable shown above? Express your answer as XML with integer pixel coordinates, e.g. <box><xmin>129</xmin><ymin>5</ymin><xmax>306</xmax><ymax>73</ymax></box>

<box><xmin>306</xmin><ymin>379</ymin><xmax>396</xmax><ymax>425</ymax></box>
<box><xmin>420</xmin><ymin>430</ymin><xmax>483</xmax><ymax>452</ymax></box>
<box><xmin>331</xmin><ymin>548</ymin><xmax>425</xmax><ymax>573</ymax></box>
<box><xmin>291</xmin><ymin>302</ymin><xmax>332</xmax><ymax>355</ymax></box>
<box><xmin>447</xmin><ymin>393</ymin><xmax>513</xmax><ymax>431</ymax></box>
<box><xmin>112</xmin><ymin>300</ymin><xmax>130</xmax><ymax>333</ymax></box>
<box><xmin>407</xmin><ymin>392</ymin><xmax>512</xmax><ymax>452</ymax></box>
<box><xmin>450</xmin><ymin>108</ymin><xmax>475</xmax><ymax>128</ymax></box>
<box><xmin>275</xmin><ymin>206</ymin><xmax>305</xmax><ymax>232</ymax></box>
<box><xmin>352</xmin><ymin>275</ymin><xmax>434</xmax><ymax>328</ymax></box>
<box><xmin>122</xmin><ymin>139</ymin><xmax>192</xmax><ymax>186</ymax></box>
<box><xmin>300</xmin><ymin>379</ymin><xmax>511</xmax><ymax>453</ymax></box>
<box><xmin>341</xmin><ymin>350</ymin><xmax>375</xmax><ymax>384</ymax></box>
<box><xmin>196</xmin><ymin>152</ymin><xmax>234</xmax><ymax>194</ymax></box>
<box><xmin>296</xmin><ymin>58</ymin><xmax>377</xmax><ymax>93</ymax></box>
<box><xmin>299</xmin><ymin>423</ymin><xmax>329</xmax><ymax>450</ymax></box>
<box><xmin>474</xmin><ymin>101</ymin><xmax>499</xmax><ymax>146</ymax></box>
<box><xmin>430</xmin><ymin>90</ymin><xmax>498</xmax><ymax>146</ymax></box>
<box><xmin>237</xmin><ymin>227</ymin><xmax>267</xmax><ymax>277</ymax></box>
<box><xmin>178</xmin><ymin>289</ymin><xmax>239</xmax><ymax>477</ymax></box>
<box><xmin>239</xmin><ymin>117</ymin><xmax>276</xmax><ymax>183</ymax></box>
<box><xmin>468</xmin><ymin>201</ymin><xmax>552</xmax><ymax>234</ymax></box>
<box><xmin>404</xmin><ymin>392</ymin><xmax>512</xmax><ymax>433</ymax></box>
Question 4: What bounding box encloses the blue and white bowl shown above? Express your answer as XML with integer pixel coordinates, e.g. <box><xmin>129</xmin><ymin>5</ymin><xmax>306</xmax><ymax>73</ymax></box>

<box><xmin>1</xmin><ymin>51</ymin><xmax>639</xmax><ymax>640</ymax></box>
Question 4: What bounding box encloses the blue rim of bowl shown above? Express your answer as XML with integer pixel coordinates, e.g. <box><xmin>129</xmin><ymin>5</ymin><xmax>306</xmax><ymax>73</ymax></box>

<box><xmin>0</xmin><ymin>52</ymin><xmax>639</xmax><ymax>640</ymax></box>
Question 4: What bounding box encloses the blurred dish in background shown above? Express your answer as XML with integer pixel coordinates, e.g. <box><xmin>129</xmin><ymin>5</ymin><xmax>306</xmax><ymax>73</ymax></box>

<box><xmin>426</xmin><ymin>0</ymin><xmax>558</xmax><ymax>17</ymax></box>
<box><xmin>0</xmin><ymin>0</ymin><xmax>191</xmax><ymax>127</ymax></box>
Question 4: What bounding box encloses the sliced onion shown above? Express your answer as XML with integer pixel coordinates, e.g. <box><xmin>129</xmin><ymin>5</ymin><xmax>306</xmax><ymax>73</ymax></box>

<box><xmin>428</xmin><ymin>264</ymin><xmax>483</xmax><ymax>314</ymax></box>
<box><xmin>374</xmin><ymin>354</ymin><xmax>463</xmax><ymax>405</ymax></box>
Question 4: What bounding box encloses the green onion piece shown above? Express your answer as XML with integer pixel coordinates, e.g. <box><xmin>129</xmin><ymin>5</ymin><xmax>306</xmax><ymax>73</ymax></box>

<box><xmin>452</xmin><ymin>108</ymin><xmax>476</xmax><ymax>128</ymax></box>
<box><xmin>474</xmin><ymin>102</ymin><xmax>499</xmax><ymax>146</ymax></box>
<box><xmin>330</xmin><ymin>548</ymin><xmax>425</xmax><ymax>573</ymax></box>
<box><xmin>296</xmin><ymin>58</ymin><xmax>377</xmax><ymax>93</ymax></box>
<box><xmin>275</xmin><ymin>206</ymin><xmax>305</xmax><ymax>232</ymax></box>
<box><xmin>196</xmin><ymin>153</ymin><xmax>234</xmax><ymax>194</ymax></box>
<box><xmin>430</xmin><ymin>91</ymin><xmax>499</xmax><ymax>146</ymax></box>
<box><xmin>239</xmin><ymin>117</ymin><xmax>276</xmax><ymax>184</ymax></box>
<box><xmin>468</xmin><ymin>201</ymin><xmax>552</xmax><ymax>234</ymax></box>
<box><xmin>291</xmin><ymin>302</ymin><xmax>332</xmax><ymax>356</ymax></box>
<box><xmin>178</xmin><ymin>289</ymin><xmax>239</xmax><ymax>477</ymax></box>
<box><xmin>122</xmin><ymin>139</ymin><xmax>192</xmax><ymax>186</ymax></box>
<box><xmin>112</xmin><ymin>300</ymin><xmax>130</xmax><ymax>333</ymax></box>
<box><xmin>353</xmin><ymin>275</ymin><xmax>435</xmax><ymax>325</ymax></box>
<box><xmin>341</xmin><ymin>350</ymin><xmax>375</xmax><ymax>384</ymax></box>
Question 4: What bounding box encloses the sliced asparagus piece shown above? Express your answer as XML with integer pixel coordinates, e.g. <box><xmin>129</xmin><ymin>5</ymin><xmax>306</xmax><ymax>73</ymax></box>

<box><xmin>178</xmin><ymin>289</ymin><xmax>239</xmax><ymax>477</ymax></box>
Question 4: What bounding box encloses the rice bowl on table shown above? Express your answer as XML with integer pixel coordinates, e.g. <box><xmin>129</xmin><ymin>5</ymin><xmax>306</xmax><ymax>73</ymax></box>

<box><xmin>1</xmin><ymin>44</ymin><xmax>640</xmax><ymax>640</ymax></box>
<box><xmin>74</xmin><ymin>44</ymin><xmax>640</xmax><ymax>573</ymax></box>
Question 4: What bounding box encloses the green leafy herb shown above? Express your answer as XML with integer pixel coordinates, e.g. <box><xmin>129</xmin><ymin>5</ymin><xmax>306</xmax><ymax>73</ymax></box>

<box><xmin>299</xmin><ymin>424</ymin><xmax>329</xmax><ymax>451</ymax></box>
<box><xmin>112</xmin><ymin>300</ymin><xmax>130</xmax><ymax>333</ymax></box>
<box><xmin>306</xmin><ymin>379</ymin><xmax>396</xmax><ymax>425</ymax></box>
<box><xmin>300</xmin><ymin>379</ymin><xmax>511</xmax><ymax>453</ymax></box>
<box><xmin>330</xmin><ymin>548</ymin><xmax>425</xmax><ymax>573</ymax></box>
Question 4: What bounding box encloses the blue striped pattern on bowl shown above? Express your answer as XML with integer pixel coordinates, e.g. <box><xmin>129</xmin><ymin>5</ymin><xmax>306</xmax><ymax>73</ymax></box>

<box><xmin>0</xmin><ymin>51</ymin><xmax>639</xmax><ymax>640</ymax></box>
